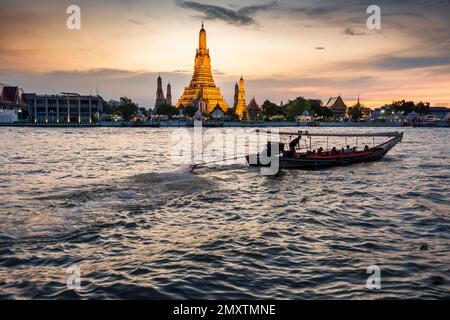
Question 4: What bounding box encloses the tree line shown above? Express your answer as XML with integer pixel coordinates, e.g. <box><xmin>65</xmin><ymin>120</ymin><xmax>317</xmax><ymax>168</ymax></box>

<box><xmin>103</xmin><ymin>96</ymin><xmax>431</xmax><ymax>122</ymax></box>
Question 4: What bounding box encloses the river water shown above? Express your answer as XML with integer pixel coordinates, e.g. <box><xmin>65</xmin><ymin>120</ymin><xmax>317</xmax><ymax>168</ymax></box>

<box><xmin>0</xmin><ymin>127</ymin><xmax>449</xmax><ymax>299</ymax></box>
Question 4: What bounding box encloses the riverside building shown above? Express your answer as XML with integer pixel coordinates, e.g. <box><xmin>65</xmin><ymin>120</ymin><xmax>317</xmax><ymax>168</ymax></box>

<box><xmin>25</xmin><ymin>93</ymin><xmax>104</xmax><ymax>124</ymax></box>
<box><xmin>0</xmin><ymin>83</ymin><xmax>27</xmax><ymax>123</ymax></box>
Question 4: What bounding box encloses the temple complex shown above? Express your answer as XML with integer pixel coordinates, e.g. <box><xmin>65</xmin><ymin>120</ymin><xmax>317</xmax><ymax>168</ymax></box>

<box><xmin>176</xmin><ymin>23</ymin><xmax>228</xmax><ymax>112</ymax></box>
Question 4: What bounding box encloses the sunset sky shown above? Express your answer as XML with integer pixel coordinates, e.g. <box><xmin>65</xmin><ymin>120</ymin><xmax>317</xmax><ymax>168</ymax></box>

<box><xmin>1</xmin><ymin>0</ymin><xmax>450</xmax><ymax>108</ymax></box>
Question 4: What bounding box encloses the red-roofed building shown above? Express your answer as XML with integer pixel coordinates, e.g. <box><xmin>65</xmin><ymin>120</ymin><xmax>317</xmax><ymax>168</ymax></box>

<box><xmin>325</xmin><ymin>96</ymin><xmax>347</xmax><ymax>118</ymax></box>
<box><xmin>0</xmin><ymin>83</ymin><xmax>27</xmax><ymax>109</ymax></box>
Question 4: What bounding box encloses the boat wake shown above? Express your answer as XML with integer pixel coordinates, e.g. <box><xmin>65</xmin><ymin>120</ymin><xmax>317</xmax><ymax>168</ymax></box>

<box><xmin>0</xmin><ymin>169</ymin><xmax>213</xmax><ymax>242</ymax></box>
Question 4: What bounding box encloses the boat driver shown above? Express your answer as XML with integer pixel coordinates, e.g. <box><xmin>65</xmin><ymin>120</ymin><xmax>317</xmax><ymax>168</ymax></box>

<box><xmin>287</xmin><ymin>135</ymin><xmax>301</xmax><ymax>157</ymax></box>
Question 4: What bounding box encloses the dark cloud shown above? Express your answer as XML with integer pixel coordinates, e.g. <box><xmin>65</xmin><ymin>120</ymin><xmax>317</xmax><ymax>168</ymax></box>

<box><xmin>48</xmin><ymin>68</ymin><xmax>149</xmax><ymax>78</ymax></box>
<box><xmin>289</xmin><ymin>0</ymin><xmax>450</xmax><ymax>24</ymax></box>
<box><xmin>175</xmin><ymin>0</ymin><xmax>278</xmax><ymax>26</ymax></box>
<box><xmin>286</xmin><ymin>0</ymin><xmax>450</xmax><ymax>54</ymax></box>
<box><xmin>128</xmin><ymin>19</ymin><xmax>145</xmax><ymax>25</ymax></box>
<box><xmin>251</xmin><ymin>74</ymin><xmax>376</xmax><ymax>88</ymax></box>
<box><xmin>1</xmin><ymin>67</ymin><xmax>193</xmax><ymax>107</ymax></box>
<box><xmin>332</xmin><ymin>52</ymin><xmax>450</xmax><ymax>73</ymax></box>
<box><xmin>176</xmin><ymin>1</ymin><xmax>254</xmax><ymax>25</ymax></box>
<box><xmin>290</xmin><ymin>6</ymin><xmax>332</xmax><ymax>16</ymax></box>
<box><xmin>238</xmin><ymin>2</ymin><xmax>278</xmax><ymax>15</ymax></box>
<box><xmin>315</xmin><ymin>47</ymin><xmax>325</xmax><ymax>50</ymax></box>
<box><xmin>376</xmin><ymin>55</ymin><xmax>450</xmax><ymax>70</ymax></box>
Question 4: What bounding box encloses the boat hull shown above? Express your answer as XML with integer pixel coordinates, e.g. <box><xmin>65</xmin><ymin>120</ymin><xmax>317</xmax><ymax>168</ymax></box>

<box><xmin>247</xmin><ymin>133</ymin><xmax>402</xmax><ymax>170</ymax></box>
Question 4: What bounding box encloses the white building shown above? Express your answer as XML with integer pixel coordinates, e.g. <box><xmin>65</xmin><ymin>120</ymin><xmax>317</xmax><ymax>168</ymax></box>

<box><xmin>0</xmin><ymin>109</ymin><xmax>19</xmax><ymax>123</ymax></box>
<box><xmin>25</xmin><ymin>93</ymin><xmax>104</xmax><ymax>124</ymax></box>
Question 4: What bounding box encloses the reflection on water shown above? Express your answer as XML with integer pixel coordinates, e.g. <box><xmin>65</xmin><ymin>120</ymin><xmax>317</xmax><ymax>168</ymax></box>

<box><xmin>0</xmin><ymin>127</ymin><xmax>449</xmax><ymax>299</ymax></box>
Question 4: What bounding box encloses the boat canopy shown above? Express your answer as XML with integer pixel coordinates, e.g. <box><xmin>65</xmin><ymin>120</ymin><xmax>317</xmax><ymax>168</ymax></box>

<box><xmin>254</xmin><ymin>129</ymin><xmax>401</xmax><ymax>138</ymax></box>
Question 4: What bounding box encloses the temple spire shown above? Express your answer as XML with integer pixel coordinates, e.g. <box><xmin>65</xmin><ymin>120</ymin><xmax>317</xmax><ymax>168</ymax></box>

<box><xmin>176</xmin><ymin>23</ymin><xmax>228</xmax><ymax>112</ymax></box>
<box><xmin>235</xmin><ymin>76</ymin><xmax>246</xmax><ymax>119</ymax></box>
<box><xmin>233</xmin><ymin>82</ymin><xmax>239</xmax><ymax>108</ymax></box>
<box><xmin>155</xmin><ymin>74</ymin><xmax>165</xmax><ymax>107</ymax></box>
<box><xmin>199</xmin><ymin>22</ymin><xmax>207</xmax><ymax>50</ymax></box>
<box><xmin>166</xmin><ymin>82</ymin><xmax>172</xmax><ymax>106</ymax></box>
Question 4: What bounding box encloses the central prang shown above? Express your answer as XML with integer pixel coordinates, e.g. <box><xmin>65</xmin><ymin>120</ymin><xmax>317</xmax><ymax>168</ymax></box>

<box><xmin>176</xmin><ymin>23</ymin><xmax>229</xmax><ymax>113</ymax></box>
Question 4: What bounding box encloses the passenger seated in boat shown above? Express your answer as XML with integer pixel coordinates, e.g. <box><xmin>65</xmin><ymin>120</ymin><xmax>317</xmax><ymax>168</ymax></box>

<box><xmin>331</xmin><ymin>147</ymin><xmax>338</xmax><ymax>155</ymax></box>
<box><xmin>317</xmin><ymin>147</ymin><xmax>324</xmax><ymax>155</ymax></box>
<box><xmin>266</xmin><ymin>141</ymin><xmax>285</xmax><ymax>157</ymax></box>
<box><xmin>345</xmin><ymin>145</ymin><xmax>352</xmax><ymax>153</ymax></box>
<box><xmin>364</xmin><ymin>145</ymin><xmax>369</xmax><ymax>151</ymax></box>
<box><xmin>341</xmin><ymin>147</ymin><xmax>345</xmax><ymax>154</ymax></box>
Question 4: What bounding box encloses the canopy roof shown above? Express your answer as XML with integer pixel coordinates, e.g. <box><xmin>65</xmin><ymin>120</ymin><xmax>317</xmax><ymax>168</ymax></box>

<box><xmin>210</xmin><ymin>108</ymin><xmax>224</xmax><ymax>118</ymax></box>
<box><xmin>255</xmin><ymin>129</ymin><xmax>402</xmax><ymax>137</ymax></box>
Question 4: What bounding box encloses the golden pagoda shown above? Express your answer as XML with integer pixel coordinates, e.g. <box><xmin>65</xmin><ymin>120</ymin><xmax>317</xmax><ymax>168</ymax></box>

<box><xmin>234</xmin><ymin>76</ymin><xmax>246</xmax><ymax>119</ymax></box>
<box><xmin>176</xmin><ymin>23</ymin><xmax>229</xmax><ymax>113</ymax></box>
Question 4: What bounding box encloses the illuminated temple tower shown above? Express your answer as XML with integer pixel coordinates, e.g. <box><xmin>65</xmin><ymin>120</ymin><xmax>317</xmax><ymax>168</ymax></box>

<box><xmin>234</xmin><ymin>76</ymin><xmax>246</xmax><ymax>119</ymax></box>
<box><xmin>176</xmin><ymin>23</ymin><xmax>228</xmax><ymax>112</ymax></box>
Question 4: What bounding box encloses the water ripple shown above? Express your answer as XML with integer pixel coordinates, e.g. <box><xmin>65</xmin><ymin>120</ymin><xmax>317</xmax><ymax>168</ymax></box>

<box><xmin>0</xmin><ymin>127</ymin><xmax>449</xmax><ymax>299</ymax></box>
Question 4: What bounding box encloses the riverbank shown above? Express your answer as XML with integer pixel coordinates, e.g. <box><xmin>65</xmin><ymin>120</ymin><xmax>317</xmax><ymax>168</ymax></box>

<box><xmin>1</xmin><ymin>121</ymin><xmax>449</xmax><ymax>128</ymax></box>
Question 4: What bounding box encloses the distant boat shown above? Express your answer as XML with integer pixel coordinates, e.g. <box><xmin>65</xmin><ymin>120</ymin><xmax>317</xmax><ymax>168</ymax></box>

<box><xmin>246</xmin><ymin>130</ymin><xmax>403</xmax><ymax>170</ymax></box>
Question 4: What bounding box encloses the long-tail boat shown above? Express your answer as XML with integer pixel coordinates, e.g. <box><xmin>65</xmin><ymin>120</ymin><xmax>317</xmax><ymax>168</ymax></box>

<box><xmin>246</xmin><ymin>130</ymin><xmax>403</xmax><ymax>170</ymax></box>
